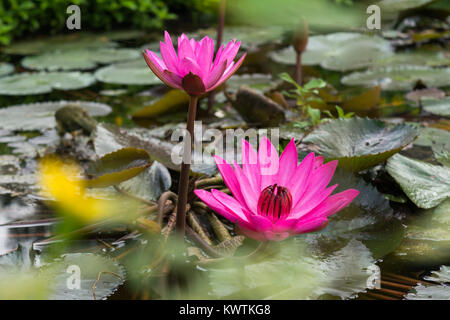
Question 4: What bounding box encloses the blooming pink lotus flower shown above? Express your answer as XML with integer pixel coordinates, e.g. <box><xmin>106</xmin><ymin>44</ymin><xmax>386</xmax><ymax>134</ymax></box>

<box><xmin>194</xmin><ymin>138</ymin><xmax>359</xmax><ymax>241</ymax></box>
<box><xmin>143</xmin><ymin>31</ymin><xmax>246</xmax><ymax>96</ymax></box>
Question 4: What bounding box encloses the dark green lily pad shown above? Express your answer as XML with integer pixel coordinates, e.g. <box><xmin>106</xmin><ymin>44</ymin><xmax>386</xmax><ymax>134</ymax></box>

<box><xmin>379</xmin><ymin>0</ymin><xmax>436</xmax><ymax>12</ymax></box>
<box><xmin>22</xmin><ymin>48</ymin><xmax>140</xmax><ymax>71</ymax></box>
<box><xmin>269</xmin><ymin>33</ymin><xmax>392</xmax><ymax>71</ymax></box>
<box><xmin>341</xmin><ymin>66</ymin><xmax>450</xmax><ymax>91</ymax></box>
<box><xmin>2</xmin><ymin>33</ymin><xmax>118</xmax><ymax>55</ymax></box>
<box><xmin>308</xmin><ymin>169</ymin><xmax>404</xmax><ymax>259</ymax></box>
<box><xmin>206</xmin><ymin>239</ymin><xmax>377</xmax><ymax>300</ymax></box>
<box><xmin>390</xmin><ymin>199</ymin><xmax>450</xmax><ymax>268</ymax></box>
<box><xmin>0</xmin><ymin>101</ymin><xmax>111</xmax><ymax>131</ymax></box>
<box><xmin>0</xmin><ymin>72</ymin><xmax>95</xmax><ymax>95</ymax></box>
<box><xmin>118</xmin><ymin>161</ymin><xmax>172</xmax><ymax>202</ymax></box>
<box><xmin>422</xmin><ymin>97</ymin><xmax>450</xmax><ymax>116</ymax></box>
<box><xmin>86</xmin><ymin>147</ymin><xmax>152</xmax><ymax>188</ymax></box>
<box><xmin>303</xmin><ymin>117</ymin><xmax>418</xmax><ymax>172</ymax></box>
<box><xmin>0</xmin><ymin>63</ymin><xmax>14</xmax><ymax>77</ymax></box>
<box><xmin>95</xmin><ymin>59</ymin><xmax>161</xmax><ymax>85</ymax></box>
<box><xmin>386</xmin><ymin>154</ymin><xmax>450</xmax><ymax>209</ymax></box>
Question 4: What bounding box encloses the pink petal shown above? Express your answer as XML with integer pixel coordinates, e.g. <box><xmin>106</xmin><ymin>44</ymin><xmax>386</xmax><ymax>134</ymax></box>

<box><xmin>241</xmin><ymin>139</ymin><xmax>261</xmax><ymax>194</ymax></box>
<box><xmin>205</xmin><ymin>59</ymin><xmax>227</xmax><ymax>90</ymax></box>
<box><xmin>213</xmin><ymin>155</ymin><xmax>247</xmax><ymax>209</ymax></box>
<box><xmin>143</xmin><ymin>50</ymin><xmax>177</xmax><ymax>88</ymax></box>
<box><xmin>291</xmin><ymin>216</ymin><xmax>328</xmax><ymax>234</ymax></box>
<box><xmin>258</xmin><ymin>135</ymin><xmax>279</xmax><ymax>190</ymax></box>
<box><xmin>272</xmin><ymin>218</ymin><xmax>298</xmax><ymax>233</ymax></box>
<box><xmin>300</xmin><ymin>189</ymin><xmax>360</xmax><ymax>220</ymax></box>
<box><xmin>247</xmin><ymin>214</ymin><xmax>273</xmax><ymax>232</ymax></box>
<box><xmin>263</xmin><ymin>230</ymin><xmax>290</xmax><ymax>241</ymax></box>
<box><xmin>290</xmin><ymin>184</ymin><xmax>338</xmax><ymax>219</ymax></box>
<box><xmin>194</xmin><ymin>189</ymin><xmax>247</xmax><ymax>224</ymax></box>
<box><xmin>286</xmin><ymin>152</ymin><xmax>314</xmax><ymax>203</ymax></box>
<box><xmin>162</xmin><ymin>70</ymin><xmax>182</xmax><ymax>88</ymax></box>
<box><xmin>159</xmin><ymin>31</ymin><xmax>179</xmax><ymax>73</ymax></box>
<box><xmin>208</xmin><ymin>53</ymin><xmax>246</xmax><ymax>91</ymax></box>
<box><xmin>276</xmin><ymin>138</ymin><xmax>298</xmax><ymax>187</ymax></box>
<box><xmin>211</xmin><ymin>189</ymin><xmax>251</xmax><ymax>223</ymax></box>
<box><xmin>236</xmin><ymin>225</ymin><xmax>269</xmax><ymax>241</ymax></box>
<box><xmin>232</xmin><ymin>161</ymin><xmax>258</xmax><ymax>213</ymax></box>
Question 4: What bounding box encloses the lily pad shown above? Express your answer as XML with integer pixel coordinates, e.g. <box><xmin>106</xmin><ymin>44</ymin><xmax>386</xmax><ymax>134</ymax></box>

<box><xmin>341</xmin><ymin>66</ymin><xmax>450</xmax><ymax>91</ymax></box>
<box><xmin>43</xmin><ymin>253</ymin><xmax>125</xmax><ymax>300</ymax></box>
<box><xmin>22</xmin><ymin>48</ymin><xmax>140</xmax><ymax>71</ymax></box>
<box><xmin>269</xmin><ymin>33</ymin><xmax>392</xmax><ymax>71</ymax></box>
<box><xmin>95</xmin><ymin>59</ymin><xmax>161</xmax><ymax>85</ymax></box>
<box><xmin>2</xmin><ymin>33</ymin><xmax>118</xmax><ymax>55</ymax></box>
<box><xmin>0</xmin><ymin>63</ymin><xmax>14</xmax><ymax>77</ymax></box>
<box><xmin>0</xmin><ymin>72</ymin><xmax>96</xmax><ymax>95</ymax></box>
<box><xmin>132</xmin><ymin>89</ymin><xmax>189</xmax><ymax>119</ymax></box>
<box><xmin>386</xmin><ymin>154</ymin><xmax>450</xmax><ymax>209</ymax></box>
<box><xmin>422</xmin><ymin>97</ymin><xmax>450</xmax><ymax>116</ymax></box>
<box><xmin>225</xmin><ymin>74</ymin><xmax>275</xmax><ymax>93</ymax></box>
<box><xmin>85</xmin><ymin>147</ymin><xmax>152</xmax><ymax>188</ymax></box>
<box><xmin>374</xmin><ymin>48</ymin><xmax>450</xmax><ymax>68</ymax></box>
<box><xmin>0</xmin><ymin>101</ymin><xmax>111</xmax><ymax>131</ymax></box>
<box><xmin>303</xmin><ymin>117</ymin><xmax>418</xmax><ymax>172</ymax></box>
<box><xmin>118</xmin><ymin>161</ymin><xmax>172</xmax><ymax>202</ymax></box>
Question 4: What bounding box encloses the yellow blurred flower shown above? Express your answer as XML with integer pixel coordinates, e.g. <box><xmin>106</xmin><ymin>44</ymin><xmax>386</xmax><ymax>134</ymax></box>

<box><xmin>38</xmin><ymin>157</ymin><xmax>117</xmax><ymax>222</ymax></box>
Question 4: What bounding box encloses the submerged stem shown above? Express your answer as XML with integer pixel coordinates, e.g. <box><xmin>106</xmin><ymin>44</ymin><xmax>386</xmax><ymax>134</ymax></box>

<box><xmin>176</xmin><ymin>95</ymin><xmax>199</xmax><ymax>236</ymax></box>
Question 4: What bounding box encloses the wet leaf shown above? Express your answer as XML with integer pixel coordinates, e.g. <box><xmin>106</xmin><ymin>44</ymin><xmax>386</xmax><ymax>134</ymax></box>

<box><xmin>303</xmin><ymin>117</ymin><xmax>418</xmax><ymax>172</ymax></box>
<box><xmin>422</xmin><ymin>97</ymin><xmax>450</xmax><ymax>116</ymax></box>
<box><xmin>95</xmin><ymin>59</ymin><xmax>161</xmax><ymax>85</ymax></box>
<box><xmin>0</xmin><ymin>101</ymin><xmax>111</xmax><ymax>131</ymax></box>
<box><xmin>386</xmin><ymin>154</ymin><xmax>450</xmax><ymax>209</ymax></box>
<box><xmin>270</xmin><ymin>33</ymin><xmax>392</xmax><ymax>71</ymax></box>
<box><xmin>341</xmin><ymin>66</ymin><xmax>450</xmax><ymax>91</ymax></box>
<box><xmin>118</xmin><ymin>161</ymin><xmax>172</xmax><ymax>202</ymax></box>
<box><xmin>0</xmin><ymin>63</ymin><xmax>14</xmax><ymax>77</ymax></box>
<box><xmin>132</xmin><ymin>90</ymin><xmax>189</xmax><ymax>119</ymax></box>
<box><xmin>86</xmin><ymin>147</ymin><xmax>152</xmax><ymax>188</ymax></box>
<box><xmin>0</xmin><ymin>72</ymin><xmax>96</xmax><ymax>95</ymax></box>
<box><xmin>225</xmin><ymin>73</ymin><xmax>274</xmax><ymax>93</ymax></box>
<box><xmin>22</xmin><ymin>48</ymin><xmax>140</xmax><ymax>71</ymax></box>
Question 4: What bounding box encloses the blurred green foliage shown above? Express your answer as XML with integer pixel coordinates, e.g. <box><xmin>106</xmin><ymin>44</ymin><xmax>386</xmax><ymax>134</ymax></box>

<box><xmin>0</xmin><ymin>0</ymin><xmax>218</xmax><ymax>45</ymax></box>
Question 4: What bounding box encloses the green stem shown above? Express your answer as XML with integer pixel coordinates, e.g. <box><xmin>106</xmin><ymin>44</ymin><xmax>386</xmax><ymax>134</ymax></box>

<box><xmin>176</xmin><ymin>95</ymin><xmax>199</xmax><ymax>236</ymax></box>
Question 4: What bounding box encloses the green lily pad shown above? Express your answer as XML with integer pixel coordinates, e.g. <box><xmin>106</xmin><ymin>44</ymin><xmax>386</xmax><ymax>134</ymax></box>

<box><xmin>269</xmin><ymin>33</ymin><xmax>392</xmax><ymax>71</ymax></box>
<box><xmin>422</xmin><ymin>97</ymin><xmax>450</xmax><ymax>116</ymax></box>
<box><xmin>43</xmin><ymin>253</ymin><xmax>125</xmax><ymax>300</ymax></box>
<box><xmin>2</xmin><ymin>33</ymin><xmax>118</xmax><ymax>55</ymax></box>
<box><xmin>375</xmin><ymin>48</ymin><xmax>450</xmax><ymax>68</ymax></box>
<box><xmin>414</xmin><ymin>126</ymin><xmax>450</xmax><ymax>148</ymax></box>
<box><xmin>0</xmin><ymin>72</ymin><xmax>95</xmax><ymax>95</ymax></box>
<box><xmin>95</xmin><ymin>59</ymin><xmax>161</xmax><ymax>85</ymax></box>
<box><xmin>379</xmin><ymin>0</ymin><xmax>437</xmax><ymax>12</ymax></box>
<box><xmin>22</xmin><ymin>48</ymin><xmax>140</xmax><ymax>71</ymax></box>
<box><xmin>205</xmin><ymin>239</ymin><xmax>377</xmax><ymax>300</ymax></box>
<box><xmin>308</xmin><ymin>169</ymin><xmax>404</xmax><ymax>259</ymax></box>
<box><xmin>386</xmin><ymin>154</ymin><xmax>450</xmax><ymax>209</ymax></box>
<box><xmin>0</xmin><ymin>101</ymin><xmax>111</xmax><ymax>131</ymax></box>
<box><xmin>303</xmin><ymin>117</ymin><xmax>418</xmax><ymax>172</ymax></box>
<box><xmin>432</xmin><ymin>142</ymin><xmax>450</xmax><ymax>167</ymax></box>
<box><xmin>341</xmin><ymin>65</ymin><xmax>450</xmax><ymax>91</ymax></box>
<box><xmin>390</xmin><ymin>199</ymin><xmax>450</xmax><ymax>268</ymax></box>
<box><xmin>0</xmin><ymin>63</ymin><xmax>14</xmax><ymax>77</ymax></box>
<box><xmin>118</xmin><ymin>161</ymin><xmax>172</xmax><ymax>202</ymax></box>
<box><xmin>85</xmin><ymin>147</ymin><xmax>152</xmax><ymax>188</ymax></box>
<box><xmin>225</xmin><ymin>74</ymin><xmax>275</xmax><ymax>93</ymax></box>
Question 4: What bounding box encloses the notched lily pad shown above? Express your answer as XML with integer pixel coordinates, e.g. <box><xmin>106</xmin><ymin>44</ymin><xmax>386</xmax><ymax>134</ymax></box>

<box><xmin>22</xmin><ymin>48</ymin><xmax>140</xmax><ymax>71</ymax></box>
<box><xmin>341</xmin><ymin>66</ymin><xmax>450</xmax><ymax>91</ymax></box>
<box><xmin>85</xmin><ymin>147</ymin><xmax>152</xmax><ymax>188</ymax></box>
<box><xmin>0</xmin><ymin>72</ymin><xmax>96</xmax><ymax>95</ymax></box>
<box><xmin>386</xmin><ymin>154</ymin><xmax>450</xmax><ymax>209</ymax></box>
<box><xmin>303</xmin><ymin>117</ymin><xmax>418</xmax><ymax>172</ymax></box>
<box><xmin>0</xmin><ymin>101</ymin><xmax>111</xmax><ymax>131</ymax></box>
<box><xmin>95</xmin><ymin>59</ymin><xmax>161</xmax><ymax>85</ymax></box>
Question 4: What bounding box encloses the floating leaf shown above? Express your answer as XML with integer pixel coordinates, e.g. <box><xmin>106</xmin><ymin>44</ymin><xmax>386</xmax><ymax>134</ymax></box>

<box><xmin>303</xmin><ymin>118</ymin><xmax>418</xmax><ymax>172</ymax></box>
<box><xmin>132</xmin><ymin>90</ymin><xmax>189</xmax><ymax>119</ymax></box>
<box><xmin>341</xmin><ymin>66</ymin><xmax>450</xmax><ymax>91</ymax></box>
<box><xmin>0</xmin><ymin>72</ymin><xmax>95</xmax><ymax>95</ymax></box>
<box><xmin>225</xmin><ymin>73</ymin><xmax>274</xmax><ymax>93</ymax></box>
<box><xmin>43</xmin><ymin>253</ymin><xmax>125</xmax><ymax>300</ymax></box>
<box><xmin>386</xmin><ymin>154</ymin><xmax>450</xmax><ymax>209</ymax></box>
<box><xmin>374</xmin><ymin>48</ymin><xmax>450</xmax><ymax>68</ymax></box>
<box><xmin>270</xmin><ymin>33</ymin><xmax>392</xmax><ymax>71</ymax></box>
<box><xmin>85</xmin><ymin>147</ymin><xmax>152</xmax><ymax>188</ymax></box>
<box><xmin>22</xmin><ymin>48</ymin><xmax>140</xmax><ymax>71</ymax></box>
<box><xmin>0</xmin><ymin>63</ymin><xmax>14</xmax><ymax>77</ymax></box>
<box><xmin>0</xmin><ymin>101</ymin><xmax>111</xmax><ymax>131</ymax></box>
<box><xmin>118</xmin><ymin>161</ymin><xmax>172</xmax><ymax>202</ymax></box>
<box><xmin>422</xmin><ymin>97</ymin><xmax>450</xmax><ymax>116</ymax></box>
<box><xmin>95</xmin><ymin>59</ymin><xmax>161</xmax><ymax>85</ymax></box>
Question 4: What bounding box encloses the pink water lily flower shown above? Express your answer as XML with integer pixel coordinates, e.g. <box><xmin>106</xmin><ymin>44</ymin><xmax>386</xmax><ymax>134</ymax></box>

<box><xmin>194</xmin><ymin>138</ymin><xmax>359</xmax><ymax>241</ymax></box>
<box><xmin>143</xmin><ymin>31</ymin><xmax>246</xmax><ymax>96</ymax></box>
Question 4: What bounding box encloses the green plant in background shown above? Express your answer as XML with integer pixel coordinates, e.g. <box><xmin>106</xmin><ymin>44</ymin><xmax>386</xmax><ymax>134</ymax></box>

<box><xmin>0</xmin><ymin>0</ymin><xmax>216</xmax><ymax>45</ymax></box>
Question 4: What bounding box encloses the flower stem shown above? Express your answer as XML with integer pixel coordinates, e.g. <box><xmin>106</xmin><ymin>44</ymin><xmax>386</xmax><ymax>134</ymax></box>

<box><xmin>295</xmin><ymin>51</ymin><xmax>302</xmax><ymax>85</ymax></box>
<box><xmin>176</xmin><ymin>95</ymin><xmax>199</xmax><ymax>236</ymax></box>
